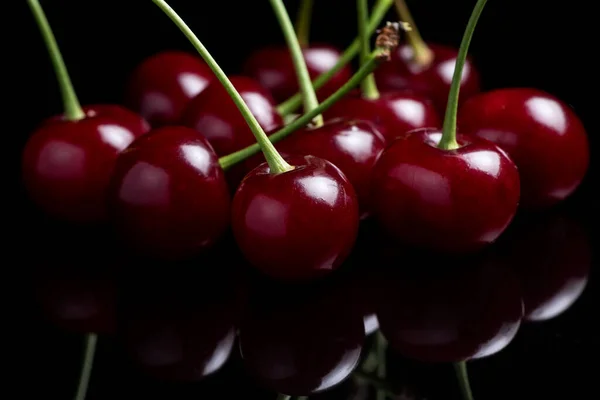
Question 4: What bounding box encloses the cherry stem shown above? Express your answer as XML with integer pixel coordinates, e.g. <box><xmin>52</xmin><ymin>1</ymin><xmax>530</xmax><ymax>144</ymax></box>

<box><xmin>394</xmin><ymin>0</ymin><xmax>434</xmax><ymax>66</ymax></box>
<box><xmin>269</xmin><ymin>0</ymin><xmax>323</xmax><ymax>127</ymax></box>
<box><xmin>276</xmin><ymin>0</ymin><xmax>394</xmax><ymax>116</ymax></box>
<box><xmin>276</xmin><ymin>394</ymin><xmax>291</xmax><ymax>400</ymax></box>
<box><xmin>27</xmin><ymin>0</ymin><xmax>85</xmax><ymax>121</ymax></box>
<box><xmin>295</xmin><ymin>0</ymin><xmax>313</xmax><ymax>48</ymax></box>
<box><xmin>219</xmin><ymin>43</ymin><xmax>396</xmax><ymax>170</ymax></box>
<box><xmin>438</xmin><ymin>0</ymin><xmax>487</xmax><ymax>151</ymax></box>
<box><xmin>353</xmin><ymin>370</ymin><xmax>395</xmax><ymax>396</ymax></box>
<box><xmin>73</xmin><ymin>333</ymin><xmax>97</xmax><ymax>400</ymax></box>
<box><xmin>153</xmin><ymin>0</ymin><xmax>293</xmax><ymax>174</ymax></box>
<box><xmin>454</xmin><ymin>361</ymin><xmax>474</xmax><ymax>400</ymax></box>
<box><xmin>375</xmin><ymin>331</ymin><xmax>388</xmax><ymax>400</ymax></box>
<box><xmin>357</xmin><ymin>0</ymin><xmax>381</xmax><ymax>100</ymax></box>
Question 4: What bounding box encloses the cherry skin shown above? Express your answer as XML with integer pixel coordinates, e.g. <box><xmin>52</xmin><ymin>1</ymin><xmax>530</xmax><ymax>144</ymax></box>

<box><xmin>457</xmin><ymin>88</ymin><xmax>590</xmax><ymax>209</ymax></box>
<box><xmin>243</xmin><ymin>44</ymin><xmax>353</xmax><ymax>103</ymax></box>
<box><xmin>374</xmin><ymin>43</ymin><xmax>481</xmax><ymax>113</ymax></box>
<box><xmin>371</xmin><ymin>129</ymin><xmax>520</xmax><ymax>253</ymax></box>
<box><xmin>180</xmin><ymin>76</ymin><xmax>284</xmax><ymax>156</ymax></box>
<box><xmin>124</xmin><ymin>51</ymin><xmax>214</xmax><ymax>127</ymax></box>
<box><xmin>375</xmin><ymin>251</ymin><xmax>524</xmax><ymax>363</ymax></box>
<box><xmin>238</xmin><ymin>279</ymin><xmax>365</xmax><ymax>396</ymax></box>
<box><xmin>231</xmin><ymin>155</ymin><xmax>360</xmax><ymax>281</ymax></box>
<box><xmin>22</xmin><ymin>105</ymin><xmax>150</xmax><ymax>223</ymax></box>
<box><xmin>325</xmin><ymin>90</ymin><xmax>441</xmax><ymax>142</ymax></box>
<box><xmin>106</xmin><ymin>126</ymin><xmax>230</xmax><ymax>261</ymax></box>
<box><xmin>496</xmin><ymin>212</ymin><xmax>591</xmax><ymax>322</ymax></box>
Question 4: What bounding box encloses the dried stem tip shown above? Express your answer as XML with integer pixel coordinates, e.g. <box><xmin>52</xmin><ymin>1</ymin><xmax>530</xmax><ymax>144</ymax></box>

<box><xmin>375</xmin><ymin>21</ymin><xmax>408</xmax><ymax>61</ymax></box>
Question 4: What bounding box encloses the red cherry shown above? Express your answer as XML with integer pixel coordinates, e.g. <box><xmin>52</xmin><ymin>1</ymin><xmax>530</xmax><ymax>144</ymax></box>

<box><xmin>231</xmin><ymin>155</ymin><xmax>359</xmax><ymax>281</ymax></box>
<box><xmin>180</xmin><ymin>76</ymin><xmax>284</xmax><ymax>156</ymax></box>
<box><xmin>326</xmin><ymin>90</ymin><xmax>441</xmax><ymax>142</ymax></box>
<box><xmin>243</xmin><ymin>44</ymin><xmax>353</xmax><ymax>103</ymax></box>
<box><xmin>107</xmin><ymin>126</ymin><xmax>230</xmax><ymax>261</ymax></box>
<box><xmin>371</xmin><ymin>129</ymin><xmax>520</xmax><ymax>253</ymax></box>
<box><xmin>374</xmin><ymin>43</ymin><xmax>481</xmax><ymax>113</ymax></box>
<box><xmin>457</xmin><ymin>88</ymin><xmax>590</xmax><ymax>209</ymax></box>
<box><xmin>375</xmin><ymin>252</ymin><xmax>524</xmax><ymax>363</ymax></box>
<box><xmin>22</xmin><ymin>105</ymin><xmax>150</xmax><ymax>223</ymax></box>
<box><xmin>124</xmin><ymin>51</ymin><xmax>214</xmax><ymax>127</ymax></box>
<box><xmin>238</xmin><ymin>279</ymin><xmax>365</xmax><ymax>396</ymax></box>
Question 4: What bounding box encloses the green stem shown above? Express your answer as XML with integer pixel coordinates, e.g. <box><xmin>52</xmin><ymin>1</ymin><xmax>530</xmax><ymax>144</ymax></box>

<box><xmin>153</xmin><ymin>0</ymin><xmax>292</xmax><ymax>174</ymax></box>
<box><xmin>357</xmin><ymin>0</ymin><xmax>380</xmax><ymax>100</ymax></box>
<box><xmin>375</xmin><ymin>331</ymin><xmax>387</xmax><ymax>400</ymax></box>
<box><xmin>270</xmin><ymin>0</ymin><xmax>323</xmax><ymax>126</ymax></box>
<box><xmin>219</xmin><ymin>49</ymin><xmax>388</xmax><ymax>170</ymax></box>
<box><xmin>353</xmin><ymin>370</ymin><xmax>395</xmax><ymax>396</ymax></box>
<box><xmin>27</xmin><ymin>0</ymin><xmax>85</xmax><ymax>121</ymax></box>
<box><xmin>438</xmin><ymin>0</ymin><xmax>488</xmax><ymax>151</ymax></box>
<box><xmin>295</xmin><ymin>0</ymin><xmax>313</xmax><ymax>48</ymax></box>
<box><xmin>394</xmin><ymin>0</ymin><xmax>434</xmax><ymax>66</ymax></box>
<box><xmin>276</xmin><ymin>0</ymin><xmax>394</xmax><ymax>116</ymax></box>
<box><xmin>276</xmin><ymin>394</ymin><xmax>291</xmax><ymax>400</ymax></box>
<box><xmin>74</xmin><ymin>333</ymin><xmax>97</xmax><ymax>400</ymax></box>
<box><xmin>454</xmin><ymin>361</ymin><xmax>474</xmax><ymax>400</ymax></box>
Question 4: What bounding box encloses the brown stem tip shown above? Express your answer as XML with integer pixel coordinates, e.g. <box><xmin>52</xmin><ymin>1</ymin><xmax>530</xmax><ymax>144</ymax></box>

<box><xmin>375</xmin><ymin>21</ymin><xmax>409</xmax><ymax>61</ymax></box>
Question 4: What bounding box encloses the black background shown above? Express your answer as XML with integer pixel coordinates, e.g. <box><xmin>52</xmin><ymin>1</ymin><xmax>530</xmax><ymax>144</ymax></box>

<box><xmin>9</xmin><ymin>0</ymin><xmax>597</xmax><ymax>399</ymax></box>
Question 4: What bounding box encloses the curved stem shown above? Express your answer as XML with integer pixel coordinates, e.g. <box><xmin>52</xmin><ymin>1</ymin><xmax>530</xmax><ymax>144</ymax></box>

<box><xmin>153</xmin><ymin>0</ymin><xmax>292</xmax><ymax>174</ymax></box>
<box><xmin>454</xmin><ymin>361</ymin><xmax>474</xmax><ymax>400</ymax></box>
<box><xmin>73</xmin><ymin>333</ymin><xmax>97</xmax><ymax>400</ymax></box>
<box><xmin>270</xmin><ymin>0</ymin><xmax>323</xmax><ymax>127</ymax></box>
<box><xmin>394</xmin><ymin>0</ymin><xmax>433</xmax><ymax>66</ymax></box>
<box><xmin>438</xmin><ymin>0</ymin><xmax>487</xmax><ymax>151</ymax></box>
<box><xmin>276</xmin><ymin>0</ymin><xmax>394</xmax><ymax>116</ymax></box>
<box><xmin>357</xmin><ymin>0</ymin><xmax>380</xmax><ymax>100</ymax></box>
<box><xmin>295</xmin><ymin>0</ymin><xmax>314</xmax><ymax>48</ymax></box>
<box><xmin>27</xmin><ymin>0</ymin><xmax>85</xmax><ymax>121</ymax></box>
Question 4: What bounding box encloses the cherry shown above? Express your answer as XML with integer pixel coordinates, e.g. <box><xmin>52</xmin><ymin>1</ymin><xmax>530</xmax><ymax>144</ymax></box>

<box><xmin>496</xmin><ymin>212</ymin><xmax>591</xmax><ymax>322</ymax></box>
<box><xmin>370</xmin><ymin>0</ymin><xmax>520</xmax><ymax>253</ymax></box>
<box><xmin>457</xmin><ymin>88</ymin><xmax>590</xmax><ymax>209</ymax></box>
<box><xmin>106</xmin><ymin>126</ymin><xmax>230</xmax><ymax>260</ymax></box>
<box><xmin>22</xmin><ymin>1</ymin><xmax>150</xmax><ymax>224</ymax></box>
<box><xmin>238</xmin><ymin>279</ymin><xmax>365</xmax><ymax>396</ymax></box>
<box><xmin>124</xmin><ymin>50</ymin><xmax>214</xmax><ymax>127</ymax></box>
<box><xmin>180</xmin><ymin>75</ymin><xmax>284</xmax><ymax>156</ymax></box>
<box><xmin>244</xmin><ymin>44</ymin><xmax>353</xmax><ymax>104</ymax></box>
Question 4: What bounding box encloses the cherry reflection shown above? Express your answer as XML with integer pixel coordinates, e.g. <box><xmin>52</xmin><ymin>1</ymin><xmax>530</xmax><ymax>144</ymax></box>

<box><xmin>238</xmin><ymin>278</ymin><xmax>365</xmax><ymax>396</ymax></box>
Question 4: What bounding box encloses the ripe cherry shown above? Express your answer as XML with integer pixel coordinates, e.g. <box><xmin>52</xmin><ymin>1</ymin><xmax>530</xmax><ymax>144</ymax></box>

<box><xmin>458</xmin><ymin>88</ymin><xmax>590</xmax><ymax>209</ymax></box>
<box><xmin>124</xmin><ymin>51</ymin><xmax>214</xmax><ymax>127</ymax></box>
<box><xmin>374</xmin><ymin>1</ymin><xmax>481</xmax><ymax>112</ymax></box>
<box><xmin>107</xmin><ymin>126</ymin><xmax>230</xmax><ymax>261</ymax></box>
<box><xmin>238</xmin><ymin>279</ymin><xmax>365</xmax><ymax>396</ymax></box>
<box><xmin>180</xmin><ymin>76</ymin><xmax>284</xmax><ymax>156</ymax></box>
<box><xmin>370</xmin><ymin>0</ymin><xmax>520</xmax><ymax>253</ymax></box>
<box><xmin>22</xmin><ymin>2</ymin><xmax>149</xmax><ymax>224</ymax></box>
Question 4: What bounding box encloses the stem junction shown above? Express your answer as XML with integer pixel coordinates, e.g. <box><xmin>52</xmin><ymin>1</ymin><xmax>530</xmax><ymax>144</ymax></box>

<box><xmin>394</xmin><ymin>0</ymin><xmax>434</xmax><ymax>66</ymax></box>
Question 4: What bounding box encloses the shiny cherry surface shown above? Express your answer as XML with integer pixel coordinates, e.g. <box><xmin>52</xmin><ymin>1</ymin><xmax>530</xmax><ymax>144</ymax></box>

<box><xmin>21</xmin><ymin>105</ymin><xmax>150</xmax><ymax>223</ymax></box>
<box><xmin>458</xmin><ymin>88</ymin><xmax>590</xmax><ymax>209</ymax></box>
<box><xmin>124</xmin><ymin>51</ymin><xmax>214</xmax><ymax>127</ymax></box>
<box><xmin>371</xmin><ymin>129</ymin><xmax>520</xmax><ymax>253</ymax></box>
<box><xmin>243</xmin><ymin>44</ymin><xmax>353</xmax><ymax>103</ymax></box>
<box><xmin>180</xmin><ymin>76</ymin><xmax>283</xmax><ymax>156</ymax></box>
<box><xmin>232</xmin><ymin>155</ymin><xmax>360</xmax><ymax>281</ymax></box>
<box><xmin>374</xmin><ymin>43</ymin><xmax>481</xmax><ymax>112</ymax></box>
<box><xmin>326</xmin><ymin>91</ymin><xmax>441</xmax><ymax>142</ymax></box>
<box><xmin>107</xmin><ymin>126</ymin><xmax>230</xmax><ymax>261</ymax></box>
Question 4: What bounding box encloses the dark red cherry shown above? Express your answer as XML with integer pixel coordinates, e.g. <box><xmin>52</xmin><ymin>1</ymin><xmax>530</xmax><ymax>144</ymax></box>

<box><xmin>243</xmin><ymin>44</ymin><xmax>353</xmax><ymax>103</ymax></box>
<box><xmin>371</xmin><ymin>129</ymin><xmax>520</xmax><ymax>253</ymax></box>
<box><xmin>458</xmin><ymin>88</ymin><xmax>590</xmax><ymax>209</ymax></box>
<box><xmin>22</xmin><ymin>105</ymin><xmax>150</xmax><ymax>223</ymax></box>
<box><xmin>231</xmin><ymin>155</ymin><xmax>359</xmax><ymax>281</ymax></box>
<box><xmin>374</xmin><ymin>43</ymin><xmax>481</xmax><ymax>113</ymax></box>
<box><xmin>124</xmin><ymin>51</ymin><xmax>214</xmax><ymax>127</ymax></box>
<box><xmin>375</xmin><ymin>252</ymin><xmax>524</xmax><ymax>363</ymax></box>
<box><xmin>180</xmin><ymin>75</ymin><xmax>284</xmax><ymax>156</ymax></box>
<box><xmin>238</xmin><ymin>279</ymin><xmax>365</xmax><ymax>396</ymax></box>
<box><xmin>497</xmin><ymin>212</ymin><xmax>591</xmax><ymax>322</ymax></box>
<box><xmin>326</xmin><ymin>90</ymin><xmax>441</xmax><ymax>142</ymax></box>
<box><xmin>107</xmin><ymin>126</ymin><xmax>230</xmax><ymax>261</ymax></box>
